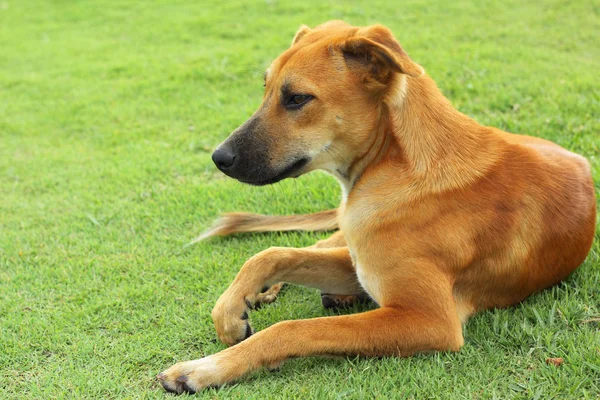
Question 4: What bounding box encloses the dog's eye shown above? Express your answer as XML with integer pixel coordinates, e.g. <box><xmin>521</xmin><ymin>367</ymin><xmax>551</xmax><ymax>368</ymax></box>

<box><xmin>285</xmin><ymin>94</ymin><xmax>313</xmax><ymax>110</ymax></box>
<box><xmin>290</xmin><ymin>95</ymin><xmax>308</xmax><ymax>104</ymax></box>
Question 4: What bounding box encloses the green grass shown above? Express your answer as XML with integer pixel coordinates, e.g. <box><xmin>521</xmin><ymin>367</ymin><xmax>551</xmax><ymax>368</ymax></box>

<box><xmin>1</xmin><ymin>0</ymin><xmax>599</xmax><ymax>398</ymax></box>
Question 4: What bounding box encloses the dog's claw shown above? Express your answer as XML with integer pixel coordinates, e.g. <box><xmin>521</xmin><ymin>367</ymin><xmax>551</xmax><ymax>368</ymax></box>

<box><xmin>181</xmin><ymin>381</ymin><xmax>196</xmax><ymax>394</ymax></box>
<box><xmin>244</xmin><ymin>298</ymin><xmax>253</xmax><ymax>309</ymax></box>
<box><xmin>244</xmin><ymin>322</ymin><xmax>253</xmax><ymax>339</ymax></box>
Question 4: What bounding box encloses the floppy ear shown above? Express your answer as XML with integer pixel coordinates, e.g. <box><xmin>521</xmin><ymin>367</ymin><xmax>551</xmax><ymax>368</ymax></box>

<box><xmin>341</xmin><ymin>28</ymin><xmax>423</xmax><ymax>82</ymax></box>
<box><xmin>291</xmin><ymin>24</ymin><xmax>311</xmax><ymax>46</ymax></box>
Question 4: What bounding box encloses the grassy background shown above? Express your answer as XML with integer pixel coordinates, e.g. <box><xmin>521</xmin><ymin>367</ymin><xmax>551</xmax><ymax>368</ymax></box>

<box><xmin>1</xmin><ymin>0</ymin><xmax>599</xmax><ymax>398</ymax></box>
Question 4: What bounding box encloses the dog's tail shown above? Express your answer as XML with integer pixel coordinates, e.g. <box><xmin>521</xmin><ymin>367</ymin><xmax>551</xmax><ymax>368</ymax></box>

<box><xmin>187</xmin><ymin>209</ymin><xmax>339</xmax><ymax>246</ymax></box>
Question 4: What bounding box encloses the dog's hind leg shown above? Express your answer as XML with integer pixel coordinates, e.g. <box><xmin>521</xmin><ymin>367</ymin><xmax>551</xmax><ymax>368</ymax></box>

<box><xmin>211</xmin><ymin>244</ymin><xmax>361</xmax><ymax>346</ymax></box>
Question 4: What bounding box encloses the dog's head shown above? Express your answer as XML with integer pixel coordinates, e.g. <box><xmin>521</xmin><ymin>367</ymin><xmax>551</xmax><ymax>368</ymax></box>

<box><xmin>212</xmin><ymin>21</ymin><xmax>423</xmax><ymax>185</ymax></box>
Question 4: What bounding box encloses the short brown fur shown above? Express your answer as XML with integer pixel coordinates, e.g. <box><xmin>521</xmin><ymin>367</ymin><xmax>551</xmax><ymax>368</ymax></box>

<box><xmin>158</xmin><ymin>21</ymin><xmax>596</xmax><ymax>393</ymax></box>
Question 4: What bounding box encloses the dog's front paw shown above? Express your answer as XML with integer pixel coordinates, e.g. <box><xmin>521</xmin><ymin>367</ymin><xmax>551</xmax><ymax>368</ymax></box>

<box><xmin>211</xmin><ymin>294</ymin><xmax>255</xmax><ymax>346</ymax></box>
<box><xmin>211</xmin><ymin>283</ymin><xmax>284</xmax><ymax>346</ymax></box>
<box><xmin>157</xmin><ymin>357</ymin><xmax>224</xmax><ymax>394</ymax></box>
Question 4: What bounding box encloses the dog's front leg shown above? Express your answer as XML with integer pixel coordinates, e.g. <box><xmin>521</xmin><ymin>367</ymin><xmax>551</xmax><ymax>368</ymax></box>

<box><xmin>255</xmin><ymin>231</ymin><xmax>351</xmax><ymax>309</ymax></box>
<box><xmin>158</xmin><ymin>276</ymin><xmax>463</xmax><ymax>394</ymax></box>
<box><xmin>211</xmin><ymin>246</ymin><xmax>360</xmax><ymax>346</ymax></box>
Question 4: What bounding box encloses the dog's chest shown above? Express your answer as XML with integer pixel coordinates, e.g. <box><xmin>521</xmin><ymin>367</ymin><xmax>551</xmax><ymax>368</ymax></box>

<box><xmin>344</xmin><ymin>232</ymin><xmax>385</xmax><ymax>305</ymax></box>
<box><xmin>340</xmin><ymin>204</ymin><xmax>387</xmax><ymax>304</ymax></box>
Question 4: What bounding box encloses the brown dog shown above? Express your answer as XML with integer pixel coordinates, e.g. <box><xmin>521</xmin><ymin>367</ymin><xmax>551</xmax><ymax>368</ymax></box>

<box><xmin>158</xmin><ymin>21</ymin><xmax>596</xmax><ymax>393</ymax></box>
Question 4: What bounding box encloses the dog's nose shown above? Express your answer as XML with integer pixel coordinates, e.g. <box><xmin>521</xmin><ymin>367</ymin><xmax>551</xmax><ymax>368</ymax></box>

<box><xmin>212</xmin><ymin>147</ymin><xmax>236</xmax><ymax>171</ymax></box>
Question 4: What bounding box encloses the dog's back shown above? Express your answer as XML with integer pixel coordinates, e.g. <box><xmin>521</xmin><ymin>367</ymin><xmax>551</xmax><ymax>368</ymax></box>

<box><xmin>450</xmin><ymin>130</ymin><xmax>596</xmax><ymax>311</ymax></box>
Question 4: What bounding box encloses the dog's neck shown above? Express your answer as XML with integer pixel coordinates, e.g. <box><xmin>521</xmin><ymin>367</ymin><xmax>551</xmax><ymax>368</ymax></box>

<box><xmin>328</xmin><ymin>111</ymin><xmax>392</xmax><ymax>203</ymax></box>
<box><xmin>342</xmin><ymin>74</ymin><xmax>501</xmax><ymax>199</ymax></box>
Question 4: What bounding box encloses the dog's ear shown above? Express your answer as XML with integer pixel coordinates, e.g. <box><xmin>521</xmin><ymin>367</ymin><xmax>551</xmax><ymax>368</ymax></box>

<box><xmin>292</xmin><ymin>24</ymin><xmax>311</xmax><ymax>46</ymax></box>
<box><xmin>341</xmin><ymin>25</ymin><xmax>423</xmax><ymax>82</ymax></box>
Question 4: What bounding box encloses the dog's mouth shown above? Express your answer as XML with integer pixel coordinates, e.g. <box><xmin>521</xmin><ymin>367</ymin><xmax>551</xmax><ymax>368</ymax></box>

<box><xmin>238</xmin><ymin>157</ymin><xmax>310</xmax><ymax>186</ymax></box>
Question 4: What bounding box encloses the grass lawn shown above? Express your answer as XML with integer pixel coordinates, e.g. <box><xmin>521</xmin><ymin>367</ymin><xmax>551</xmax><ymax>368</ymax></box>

<box><xmin>1</xmin><ymin>0</ymin><xmax>599</xmax><ymax>398</ymax></box>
